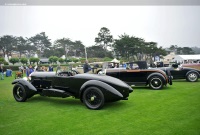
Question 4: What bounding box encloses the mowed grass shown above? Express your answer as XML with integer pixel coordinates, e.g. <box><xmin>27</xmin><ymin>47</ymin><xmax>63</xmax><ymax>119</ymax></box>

<box><xmin>0</xmin><ymin>76</ymin><xmax>200</xmax><ymax>135</ymax></box>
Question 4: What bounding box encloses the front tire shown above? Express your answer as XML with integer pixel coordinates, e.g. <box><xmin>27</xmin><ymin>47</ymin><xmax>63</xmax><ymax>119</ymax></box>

<box><xmin>13</xmin><ymin>84</ymin><xmax>27</xmax><ymax>102</ymax></box>
<box><xmin>149</xmin><ymin>76</ymin><xmax>163</xmax><ymax>90</ymax></box>
<box><xmin>82</xmin><ymin>87</ymin><xmax>105</xmax><ymax>110</ymax></box>
<box><xmin>186</xmin><ymin>72</ymin><xmax>198</xmax><ymax>82</ymax></box>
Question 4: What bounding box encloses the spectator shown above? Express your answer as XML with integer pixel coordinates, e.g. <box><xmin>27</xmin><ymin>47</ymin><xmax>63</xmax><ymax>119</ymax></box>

<box><xmin>56</xmin><ymin>64</ymin><xmax>61</xmax><ymax>73</ymax></box>
<box><xmin>26</xmin><ymin>65</ymin><xmax>34</xmax><ymax>77</ymax></box>
<box><xmin>19</xmin><ymin>65</ymin><xmax>24</xmax><ymax>74</ymax></box>
<box><xmin>6</xmin><ymin>67</ymin><xmax>12</xmax><ymax>77</ymax></box>
<box><xmin>0</xmin><ymin>65</ymin><xmax>4</xmax><ymax>80</ymax></box>
<box><xmin>114</xmin><ymin>63</ymin><xmax>118</xmax><ymax>68</ymax></box>
<box><xmin>48</xmin><ymin>64</ymin><xmax>54</xmax><ymax>72</ymax></box>
<box><xmin>83</xmin><ymin>60</ymin><xmax>91</xmax><ymax>73</ymax></box>
<box><xmin>122</xmin><ymin>62</ymin><xmax>127</xmax><ymax>68</ymax></box>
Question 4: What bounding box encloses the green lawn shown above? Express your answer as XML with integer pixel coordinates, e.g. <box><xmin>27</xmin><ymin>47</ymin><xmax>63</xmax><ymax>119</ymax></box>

<box><xmin>0</xmin><ymin>76</ymin><xmax>200</xmax><ymax>135</ymax></box>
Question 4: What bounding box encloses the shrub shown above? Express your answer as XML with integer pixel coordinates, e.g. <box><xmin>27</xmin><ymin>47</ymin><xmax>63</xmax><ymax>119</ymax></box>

<box><xmin>0</xmin><ymin>57</ymin><xmax>5</xmax><ymax>64</ymax></box>
<box><xmin>9</xmin><ymin>58</ymin><xmax>19</xmax><ymax>65</ymax></box>
<box><xmin>29</xmin><ymin>57</ymin><xmax>40</xmax><ymax>65</ymax></box>
<box><xmin>20</xmin><ymin>58</ymin><xmax>28</xmax><ymax>65</ymax></box>
<box><xmin>58</xmin><ymin>58</ymin><xmax>65</xmax><ymax>64</ymax></box>
<box><xmin>4</xmin><ymin>61</ymin><xmax>9</xmax><ymax>65</ymax></box>
<box><xmin>49</xmin><ymin>56</ymin><xmax>58</xmax><ymax>64</ymax></box>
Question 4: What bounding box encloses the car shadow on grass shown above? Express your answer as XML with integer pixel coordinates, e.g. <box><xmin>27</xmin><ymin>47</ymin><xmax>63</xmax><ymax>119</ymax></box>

<box><xmin>28</xmin><ymin>95</ymin><xmax>82</xmax><ymax>106</ymax></box>
<box><xmin>131</xmin><ymin>86</ymin><xmax>172</xmax><ymax>91</ymax></box>
<box><xmin>27</xmin><ymin>95</ymin><xmax>128</xmax><ymax>110</ymax></box>
<box><xmin>172</xmin><ymin>79</ymin><xmax>199</xmax><ymax>82</ymax></box>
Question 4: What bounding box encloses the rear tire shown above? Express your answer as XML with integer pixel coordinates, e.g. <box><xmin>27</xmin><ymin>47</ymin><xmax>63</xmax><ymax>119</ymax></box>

<box><xmin>82</xmin><ymin>87</ymin><xmax>104</xmax><ymax>110</ymax></box>
<box><xmin>186</xmin><ymin>72</ymin><xmax>198</xmax><ymax>82</ymax></box>
<box><xmin>13</xmin><ymin>84</ymin><xmax>27</xmax><ymax>102</ymax></box>
<box><xmin>149</xmin><ymin>76</ymin><xmax>163</xmax><ymax>90</ymax></box>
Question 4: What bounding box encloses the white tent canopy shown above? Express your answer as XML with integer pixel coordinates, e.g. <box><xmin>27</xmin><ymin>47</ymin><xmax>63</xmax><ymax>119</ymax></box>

<box><xmin>173</xmin><ymin>54</ymin><xmax>200</xmax><ymax>63</ymax></box>
<box><xmin>111</xmin><ymin>58</ymin><xmax>120</xmax><ymax>63</ymax></box>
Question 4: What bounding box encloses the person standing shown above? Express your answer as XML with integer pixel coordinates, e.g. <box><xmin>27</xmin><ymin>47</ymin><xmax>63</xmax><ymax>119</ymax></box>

<box><xmin>0</xmin><ymin>65</ymin><xmax>4</xmax><ymax>80</ymax></box>
<box><xmin>19</xmin><ymin>65</ymin><xmax>24</xmax><ymax>74</ymax></box>
<box><xmin>122</xmin><ymin>62</ymin><xmax>127</xmax><ymax>68</ymax></box>
<box><xmin>83</xmin><ymin>60</ymin><xmax>91</xmax><ymax>73</ymax></box>
<box><xmin>26</xmin><ymin>65</ymin><xmax>34</xmax><ymax>77</ymax></box>
<box><xmin>56</xmin><ymin>64</ymin><xmax>61</xmax><ymax>73</ymax></box>
<box><xmin>48</xmin><ymin>64</ymin><xmax>54</xmax><ymax>72</ymax></box>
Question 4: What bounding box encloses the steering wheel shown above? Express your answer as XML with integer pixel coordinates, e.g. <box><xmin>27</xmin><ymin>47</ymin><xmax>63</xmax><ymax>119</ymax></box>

<box><xmin>58</xmin><ymin>72</ymin><xmax>68</xmax><ymax>77</ymax></box>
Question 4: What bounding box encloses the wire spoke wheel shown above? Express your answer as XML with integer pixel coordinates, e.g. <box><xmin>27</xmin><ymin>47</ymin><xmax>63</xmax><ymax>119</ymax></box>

<box><xmin>83</xmin><ymin>87</ymin><xmax>104</xmax><ymax>110</ymax></box>
<box><xmin>187</xmin><ymin>72</ymin><xmax>198</xmax><ymax>82</ymax></box>
<box><xmin>13</xmin><ymin>84</ymin><xmax>27</xmax><ymax>102</ymax></box>
<box><xmin>149</xmin><ymin>76</ymin><xmax>163</xmax><ymax>90</ymax></box>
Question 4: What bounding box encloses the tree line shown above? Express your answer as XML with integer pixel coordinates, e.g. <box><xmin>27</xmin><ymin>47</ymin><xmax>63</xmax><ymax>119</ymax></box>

<box><xmin>0</xmin><ymin>27</ymin><xmax>197</xmax><ymax>63</ymax></box>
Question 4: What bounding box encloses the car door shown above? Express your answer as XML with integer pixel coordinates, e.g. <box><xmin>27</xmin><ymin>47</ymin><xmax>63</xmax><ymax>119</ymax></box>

<box><xmin>53</xmin><ymin>75</ymin><xmax>70</xmax><ymax>91</ymax></box>
<box><xmin>120</xmin><ymin>69</ymin><xmax>147</xmax><ymax>85</ymax></box>
<box><xmin>170</xmin><ymin>67</ymin><xmax>186</xmax><ymax>79</ymax></box>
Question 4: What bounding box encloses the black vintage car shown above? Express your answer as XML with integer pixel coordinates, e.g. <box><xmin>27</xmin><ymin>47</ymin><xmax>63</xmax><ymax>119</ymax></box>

<box><xmin>12</xmin><ymin>71</ymin><xmax>133</xmax><ymax>110</ymax></box>
<box><xmin>102</xmin><ymin>61</ymin><xmax>172</xmax><ymax>90</ymax></box>
<box><xmin>158</xmin><ymin>64</ymin><xmax>200</xmax><ymax>82</ymax></box>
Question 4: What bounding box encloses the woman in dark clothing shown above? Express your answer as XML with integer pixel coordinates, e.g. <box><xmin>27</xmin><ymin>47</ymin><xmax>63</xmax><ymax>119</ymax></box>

<box><xmin>83</xmin><ymin>60</ymin><xmax>91</xmax><ymax>73</ymax></box>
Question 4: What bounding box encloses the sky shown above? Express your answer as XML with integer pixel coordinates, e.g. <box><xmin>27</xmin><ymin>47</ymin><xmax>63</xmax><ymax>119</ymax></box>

<box><xmin>1</xmin><ymin>6</ymin><xmax>200</xmax><ymax>48</ymax></box>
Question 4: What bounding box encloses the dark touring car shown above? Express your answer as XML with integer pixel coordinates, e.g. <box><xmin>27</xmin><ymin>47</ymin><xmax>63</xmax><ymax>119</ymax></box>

<box><xmin>100</xmin><ymin>61</ymin><xmax>172</xmax><ymax>90</ymax></box>
<box><xmin>12</xmin><ymin>71</ymin><xmax>133</xmax><ymax>110</ymax></box>
<box><xmin>158</xmin><ymin>64</ymin><xmax>200</xmax><ymax>82</ymax></box>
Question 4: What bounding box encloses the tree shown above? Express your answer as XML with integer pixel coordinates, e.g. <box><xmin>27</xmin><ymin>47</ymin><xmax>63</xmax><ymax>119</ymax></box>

<box><xmin>20</xmin><ymin>58</ymin><xmax>28</xmax><ymax>65</ymax></box>
<box><xmin>169</xmin><ymin>45</ymin><xmax>178</xmax><ymax>53</ymax></box>
<box><xmin>95</xmin><ymin>27</ymin><xmax>113</xmax><ymax>50</ymax></box>
<box><xmin>15</xmin><ymin>36</ymin><xmax>30</xmax><ymax>58</ymax></box>
<box><xmin>54</xmin><ymin>38</ymin><xmax>72</xmax><ymax>58</ymax></box>
<box><xmin>182</xmin><ymin>47</ymin><xmax>195</xmax><ymax>54</ymax></box>
<box><xmin>114</xmin><ymin>34</ymin><xmax>144</xmax><ymax>60</ymax></box>
<box><xmin>70</xmin><ymin>40</ymin><xmax>85</xmax><ymax>57</ymax></box>
<box><xmin>29</xmin><ymin>32</ymin><xmax>52</xmax><ymax>57</ymax></box>
<box><xmin>9</xmin><ymin>58</ymin><xmax>19</xmax><ymax>65</ymax></box>
<box><xmin>113</xmin><ymin>34</ymin><xmax>167</xmax><ymax>62</ymax></box>
<box><xmin>87</xmin><ymin>46</ymin><xmax>107</xmax><ymax>58</ymax></box>
<box><xmin>0</xmin><ymin>35</ymin><xmax>17</xmax><ymax>57</ymax></box>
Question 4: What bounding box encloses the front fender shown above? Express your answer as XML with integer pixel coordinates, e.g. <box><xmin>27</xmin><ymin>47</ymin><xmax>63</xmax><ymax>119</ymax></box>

<box><xmin>12</xmin><ymin>79</ymin><xmax>37</xmax><ymax>99</ymax></box>
<box><xmin>186</xmin><ymin>70</ymin><xmax>200</xmax><ymax>78</ymax></box>
<box><xmin>12</xmin><ymin>79</ymin><xmax>37</xmax><ymax>92</ymax></box>
<box><xmin>80</xmin><ymin>80</ymin><xmax>123</xmax><ymax>99</ymax></box>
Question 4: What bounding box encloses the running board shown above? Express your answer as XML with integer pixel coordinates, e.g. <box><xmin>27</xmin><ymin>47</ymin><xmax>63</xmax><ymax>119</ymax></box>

<box><xmin>42</xmin><ymin>89</ymin><xmax>73</xmax><ymax>98</ymax></box>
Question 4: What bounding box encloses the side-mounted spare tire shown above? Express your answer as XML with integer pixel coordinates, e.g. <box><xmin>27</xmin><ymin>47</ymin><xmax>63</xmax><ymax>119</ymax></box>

<box><xmin>82</xmin><ymin>87</ymin><xmax>105</xmax><ymax>110</ymax></box>
<box><xmin>149</xmin><ymin>76</ymin><xmax>164</xmax><ymax>90</ymax></box>
<box><xmin>13</xmin><ymin>83</ymin><xmax>28</xmax><ymax>102</ymax></box>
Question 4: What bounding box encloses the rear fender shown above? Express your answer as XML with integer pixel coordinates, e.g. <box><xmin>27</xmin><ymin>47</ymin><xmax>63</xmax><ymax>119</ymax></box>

<box><xmin>79</xmin><ymin>80</ymin><xmax>123</xmax><ymax>99</ymax></box>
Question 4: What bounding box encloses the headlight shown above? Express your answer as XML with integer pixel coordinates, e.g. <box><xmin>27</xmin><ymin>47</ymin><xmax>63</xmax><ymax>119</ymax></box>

<box><xmin>98</xmin><ymin>71</ymin><xmax>104</xmax><ymax>74</ymax></box>
<box><xmin>23</xmin><ymin>77</ymin><xmax>28</xmax><ymax>81</ymax></box>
